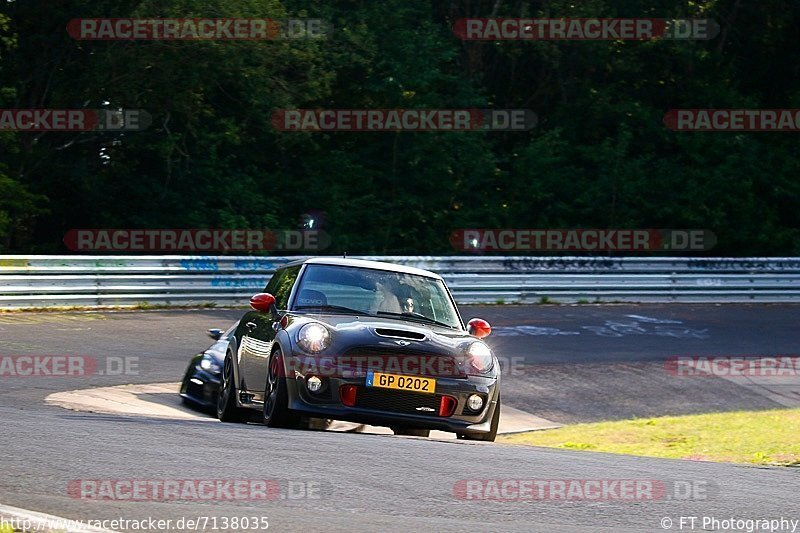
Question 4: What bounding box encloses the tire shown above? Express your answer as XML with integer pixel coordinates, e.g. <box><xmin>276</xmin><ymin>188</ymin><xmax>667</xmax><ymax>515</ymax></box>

<box><xmin>392</xmin><ymin>427</ymin><xmax>430</xmax><ymax>437</ymax></box>
<box><xmin>457</xmin><ymin>395</ymin><xmax>500</xmax><ymax>442</ymax></box>
<box><xmin>262</xmin><ymin>348</ymin><xmax>305</xmax><ymax>429</ymax></box>
<box><xmin>217</xmin><ymin>354</ymin><xmax>247</xmax><ymax>423</ymax></box>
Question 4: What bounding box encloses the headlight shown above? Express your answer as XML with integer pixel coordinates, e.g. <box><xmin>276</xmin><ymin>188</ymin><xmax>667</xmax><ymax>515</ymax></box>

<box><xmin>306</xmin><ymin>376</ymin><xmax>324</xmax><ymax>393</ymax></box>
<box><xmin>199</xmin><ymin>354</ymin><xmax>221</xmax><ymax>373</ymax></box>
<box><xmin>467</xmin><ymin>394</ymin><xmax>485</xmax><ymax>411</ymax></box>
<box><xmin>297</xmin><ymin>323</ymin><xmax>331</xmax><ymax>353</ymax></box>
<box><xmin>466</xmin><ymin>341</ymin><xmax>493</xmax><ymax>374</ymax></box>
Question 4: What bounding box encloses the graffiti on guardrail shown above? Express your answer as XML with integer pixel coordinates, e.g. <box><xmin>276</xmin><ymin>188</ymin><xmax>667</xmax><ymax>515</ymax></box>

<box><xmin>179</xmin><ymin>259</ymin><xmax>220</xmax><ymax>271</ymax></box>
<box><xmin>687</xmin><ymin>260</ymin><xmax>800</xmax><ymax>271</ymax></box>
<box><xmin>178</xmin><ymin>258</ymin><xmax>285</xmax><ymax>272</ymax></box>
<box><xmin>501</xmin><ymin>257</ymin><xmax>624</xmax><ymax>271</ymax></box>
<box><xmin>492</xmin><ymin>315</ymin><xmax>709</xmax><ymax>339</ymax></box>
<box><xmin>232</xmin><ymin>259</ymin><xmax>282</xmax><ymax>270</ymax></box>
<box><xmin>40</xmin><ymin>259</ymin><xmax>131</xmax><ymax>268</ymax></box>
<box><xmin>695</xmin><ymin>278</ymin><xmax>723</xmax><ymax>286</ymax></box>
<box><xmin>92</xmin><ymin>259</ymin><xmax>132</xmax><ymax>268</ymax></box>
<box><xmin>211</xmin><ymin>278</ymin><xmax>264</xmax><ymax>288</ymax></box>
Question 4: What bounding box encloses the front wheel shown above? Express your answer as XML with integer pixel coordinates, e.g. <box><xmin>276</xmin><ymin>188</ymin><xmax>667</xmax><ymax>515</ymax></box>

<box><xmin>262</xmin><ymin>348</ymin><xmax>305</xmax><ymax>429</ymax></box>
<box><xmin>457</xmin><ymin>395</ymin><xmax>500</xmax><ymax>442</ymax></box>
<box><xmin>217</xmin><ymin>354</ymin><xmax>246</xmax><ymax>423</ymax></box>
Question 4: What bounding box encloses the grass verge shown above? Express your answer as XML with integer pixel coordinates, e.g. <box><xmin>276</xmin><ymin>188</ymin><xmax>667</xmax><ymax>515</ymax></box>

<box><xmin>499</xmin><ymin>408</ymin><xmax>800</xmax><ymax>466</ymax></box>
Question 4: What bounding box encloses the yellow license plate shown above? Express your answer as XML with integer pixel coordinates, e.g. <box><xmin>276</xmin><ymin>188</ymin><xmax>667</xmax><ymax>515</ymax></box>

<box><xmin>366</xmin><ymin>371</ymin><xmax>436</xmax><ymax>394</ymax></box>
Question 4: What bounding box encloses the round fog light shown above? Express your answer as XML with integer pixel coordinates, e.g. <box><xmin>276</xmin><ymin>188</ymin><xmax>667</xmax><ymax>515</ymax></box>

<box><xmin>467</xmin><ymin>394</ymin><xmax>484</xmax><ymax>411</ymax></box>
<box><xmin>307</xmin><ymin>376</ymin><xmax>323</xmax><ymax>393</ymax></box>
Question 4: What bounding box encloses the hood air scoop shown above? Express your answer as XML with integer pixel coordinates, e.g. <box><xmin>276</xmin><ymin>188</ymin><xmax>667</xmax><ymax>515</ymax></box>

<box><xmin>374</xmin><ymin>328</ymin><xmax>426</xmax><ymax>341</ymax></box>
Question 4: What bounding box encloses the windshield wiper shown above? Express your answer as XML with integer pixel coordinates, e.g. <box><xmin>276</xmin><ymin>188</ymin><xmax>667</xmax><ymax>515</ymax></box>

<box><xmin>375</xmin><ymin>311</ymin><xmax>456</xmax><ymax>329</ymax></box>
<box><xmin>295</xmin><ymin>304</ymin><xmax>364</xmax><ymax>314</ymax></box>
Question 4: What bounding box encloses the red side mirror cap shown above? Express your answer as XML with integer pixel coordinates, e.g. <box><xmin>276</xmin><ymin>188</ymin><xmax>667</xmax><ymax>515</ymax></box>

<box><xmin>250</xmin><ymin>293</ymin><xmax>277</xmax><ymax>312</ymax></box>
<box><xmin>467</xmin><ymin>318</ymin><xmax>492</xmax><ymax>339</ymax></box>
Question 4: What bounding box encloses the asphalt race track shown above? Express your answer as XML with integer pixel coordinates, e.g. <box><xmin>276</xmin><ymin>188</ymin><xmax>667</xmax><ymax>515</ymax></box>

<box><xmin>2</xmin><ymin>304</ymin><xmax>799</xmax><ymax>532</ymax></box>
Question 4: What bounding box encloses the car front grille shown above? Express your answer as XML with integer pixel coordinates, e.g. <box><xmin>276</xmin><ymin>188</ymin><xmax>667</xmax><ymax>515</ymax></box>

<box><xmin>341</xmin><ymin>347</ymin><xmax>464</xmax><ymax>378</ymax></box>
<box><xmin>355</xmin><ymin>386</ymin><xmax>440</xmax><ymax>416</ymax></box>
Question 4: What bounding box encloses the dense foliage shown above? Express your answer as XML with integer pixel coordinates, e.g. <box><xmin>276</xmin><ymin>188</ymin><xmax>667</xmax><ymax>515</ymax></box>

<box><xmin>0</xmin><ymin>0</ymin><xmax>798</xmax><ymax>255</ymax></box>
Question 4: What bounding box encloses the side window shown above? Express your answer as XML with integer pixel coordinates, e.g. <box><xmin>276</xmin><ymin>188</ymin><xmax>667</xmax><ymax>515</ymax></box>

<box><xmin>263</xmin><ymin>269</ymin><xmax>284</xmax><ymax>296</ymax></box>
<box><xmin>266</xmin><ymin>265</ymin><xmax>300</xmax><ymax>310</ymax></box>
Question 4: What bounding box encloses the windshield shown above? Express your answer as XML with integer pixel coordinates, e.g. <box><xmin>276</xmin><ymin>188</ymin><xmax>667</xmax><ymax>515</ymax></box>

<box><xmin>292</xmin><ymin>264</ymin><xmax>462</xmax><ymax>329</ymax></box>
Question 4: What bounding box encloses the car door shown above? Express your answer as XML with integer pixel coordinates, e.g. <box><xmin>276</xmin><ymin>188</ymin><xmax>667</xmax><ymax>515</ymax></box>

<box><xmin>237</xmin><ymin>265</ymin><xmax>301</xmax><ymax>399</ymax></box>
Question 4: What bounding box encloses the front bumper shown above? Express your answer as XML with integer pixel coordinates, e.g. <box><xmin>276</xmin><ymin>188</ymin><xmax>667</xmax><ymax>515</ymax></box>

<box><xmin>179</xmin><ymin>364</ymin><xmax>221</xmax><ymax>409</ymax></box>
<box><xmin>285</xmin><ymin>370</ymin><xmax>499</xmax><ymax>434</ymax></box>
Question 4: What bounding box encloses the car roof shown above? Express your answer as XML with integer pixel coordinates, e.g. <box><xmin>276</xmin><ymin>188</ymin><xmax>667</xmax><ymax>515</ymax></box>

<box><xmin>281</xmin><ymin>257</ymin><xmax>443</xmax><ymax>280</ymax></box>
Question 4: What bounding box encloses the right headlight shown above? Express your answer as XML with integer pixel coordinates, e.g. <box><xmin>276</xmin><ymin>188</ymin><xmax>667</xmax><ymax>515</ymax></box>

<box><xmin>199</xmin><ymin>354</ymin><xmax>221</xmax><ymax>373</ymax></box>
<box><xmin>466</xmin><ymin>341</ymin><xmax>494</xmax><ymax>374</ymax></box>
<box><xmin>297</xmin><ymin>322</ymin><xmax>331</xmax><ymax>353</ymax></box>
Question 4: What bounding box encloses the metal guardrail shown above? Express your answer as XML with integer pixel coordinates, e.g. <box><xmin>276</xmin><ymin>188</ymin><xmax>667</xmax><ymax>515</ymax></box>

<box><xmin>1</xmin><ymin>255</ymin><xmax>800</xmax><ymax>308</ymax></box>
